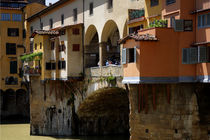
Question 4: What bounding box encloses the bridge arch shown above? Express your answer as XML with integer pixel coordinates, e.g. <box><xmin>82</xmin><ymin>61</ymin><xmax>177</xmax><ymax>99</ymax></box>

<box><xmin>77</xmin><ymin>87</ymin><xmax>129</xmax><ymax>135</ymax></box>
<box><xmin>3</xmin><ymin>89</ymin><xmax>16</xmax><ymax>112</ymax></box>
<box><xmin>85</xmin><ymin>25</ymin><xmax>99</xmax><ymax>68</ymax></box>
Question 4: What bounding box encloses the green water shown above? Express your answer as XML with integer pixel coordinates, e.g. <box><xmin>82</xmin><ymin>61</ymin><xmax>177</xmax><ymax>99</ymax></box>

<box><xmin>0</xmin><ymin>124</ymin><xmax>129</xmax><ymax>140</ymax></box>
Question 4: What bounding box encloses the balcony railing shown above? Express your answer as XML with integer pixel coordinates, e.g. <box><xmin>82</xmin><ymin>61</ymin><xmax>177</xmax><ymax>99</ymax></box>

<box><xmin>24</xmin><ymin>68</ymin><xmax>41</xmax><ymax>76</ymax></box>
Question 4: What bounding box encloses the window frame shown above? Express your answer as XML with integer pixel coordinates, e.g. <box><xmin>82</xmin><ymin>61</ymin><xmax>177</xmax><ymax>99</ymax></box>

<box><xmin>61</xmin><ymin>14</ymin><xmax>64</xmax><ymax>25</ymax></box>
<box><xmin>107</xmin><ymin>0</ymin><xmax>113</xmax><ymax>9</ymax></box>
<box><xmin>6</xmin><ymin>43</ymin><xmax>16</xmax><ymax>55</ymax></box>
<box><xmin>89</xmin><ymin>2</ymin><xmax>94</xmax><ymax>15</ymax></box>
<box><xmin>150</xmin><ymin>0</ymin><xmax>159</xmax><ymax>7</ymax></box>
<box><xmin>10</xmin><ymin>61</ymin><xmax>17</xmax><ymax>74</ymax></box>
<box><xmin>73</xmin><ymin>8</ymin><xmax>77</xmax><ymax>22</ymax></box>
<box><xmin>1</xmin><ymin>13</ymin><xmax>10</xmax><ymax>21</ymax></box>
<box><xmin>198</xmin><ymin>13</ymin><xmax>210</xmax><ymax>29</ymax></box>
<box><xmin>49</xmin><ymin>18</ymin><xmax>53</xmax><ymax>29</ymax></box>
<box><xmin>12</xmin><ymin>14</ymin><xmax>22</xmax><ymax>21</ymax></box>
<box><xmin>166</xmin><ymin>0</ymin><xmax>176</xmax><ymax>5</ymax></box>
<box><xmin>8</xmin><ymin>28</ymin><xmax>19</xmax><ymax>37</ymax></box>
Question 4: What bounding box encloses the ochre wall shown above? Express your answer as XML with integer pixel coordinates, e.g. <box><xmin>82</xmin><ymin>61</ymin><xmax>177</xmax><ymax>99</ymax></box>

<box><xmin>0</xmin><ymin>9</ymin><xmax>24</xmax><ymax>91</ymax></box>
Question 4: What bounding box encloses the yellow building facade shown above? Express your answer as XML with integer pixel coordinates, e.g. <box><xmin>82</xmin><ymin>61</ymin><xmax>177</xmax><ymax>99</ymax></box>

<box><xmin>128</xmin><ymin>0</ymin><xmax>162</xmax><ymax>33</ymax></box>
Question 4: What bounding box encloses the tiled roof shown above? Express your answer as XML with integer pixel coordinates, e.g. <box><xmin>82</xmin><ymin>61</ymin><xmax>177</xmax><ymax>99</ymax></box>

<box><xmin>30</xmin><ymin>30</ymin><xmax>59</xmax><ymax>38</ymax></box>
<box><xmin>118</xmin><ymin>33</ymin><xmax>158</xmax><ymax>44</ymax></box>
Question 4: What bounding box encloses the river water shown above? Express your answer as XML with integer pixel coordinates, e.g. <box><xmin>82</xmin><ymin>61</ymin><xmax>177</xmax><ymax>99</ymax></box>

<box><xmin>0</xmin><ymin>124</ymin><xmax>129</xmax><ymax>140</ymax></box>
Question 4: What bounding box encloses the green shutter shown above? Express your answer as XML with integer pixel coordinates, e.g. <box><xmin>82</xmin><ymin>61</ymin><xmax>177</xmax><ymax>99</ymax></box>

<box><xmin>182</xmin><ymin>48</ymin><xmax>189</xmax><ymax>64</ymax></box>
<box><xmin>189</xmin><ymin>47</ymin><xmax>198</xmax><ymax>64</ymax></box>
<box><xmin>134</xmin><ymin>46</ymin><xmax>137</xmax><ymax>63</ymax></box>
<box><xmin>122</xmin><ymin>48</ymin><xmax>126</xmax><ymax>64</ymax></box>
<box><xmin>174</xmin><ymin>19</ymin><xmax>184</xmax><ymax>32</ymax></box>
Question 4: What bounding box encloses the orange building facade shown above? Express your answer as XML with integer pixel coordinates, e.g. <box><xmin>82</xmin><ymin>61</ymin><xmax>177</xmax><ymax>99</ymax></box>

<box><xmin>121</xmin><ymin>0</ymin><xmax>210</xmax><ymax>139</ymax></box>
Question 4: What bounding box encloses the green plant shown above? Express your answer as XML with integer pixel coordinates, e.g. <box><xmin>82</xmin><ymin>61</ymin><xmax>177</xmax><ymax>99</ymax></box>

<box><xmin>20</xmin><ymin>52</ymin><xmax>43</xmax><ymax>61</ymax></box>
<box><xmin>149</xmin><ymin>19</ymin><xmax>167</xmax><ymax>28</ymax></box>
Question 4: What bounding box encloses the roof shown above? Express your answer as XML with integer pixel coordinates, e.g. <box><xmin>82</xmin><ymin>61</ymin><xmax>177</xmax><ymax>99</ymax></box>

<box><xmin>0</xmin><ymin>7</ymin><xmax>21</xmax><ymax>10</ymax></box>
<box><xmin>118</xmin><ymin>33</ymin><xmax>158</xmax><ymax>44</ymax></box>
<box><xmin>193</xmin><ymin>41</ymin><xmax>210</xmax><ymax>46</ymax></box>
<box><xmin>27</xmin><ymin>0</ymin><xmax>72</xmax><ymax>21</ymax></box>
<box><xmin>30</xmin><ymin>30</ymin><xmax>59</xmax><ymax>38</ymax></box>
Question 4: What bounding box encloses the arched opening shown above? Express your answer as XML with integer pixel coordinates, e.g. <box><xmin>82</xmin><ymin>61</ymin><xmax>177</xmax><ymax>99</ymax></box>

<box><xmin>0</xmin><ymin>90</ymin><xmax>4</xmax><ymax>111</ymax></box>
<box><xmin>77</xmin><ymin>87</ymin><xmax>129</xmax><ymax>137</ymax></box>
<box><xmin>85</xmin><ymin>25</ymin><xmax>99</xmax><ymax>68</ymax></box>
<box><xmin>101</xmin><ymin>20</ymin><xmax>120</xmax><ymax>66</ymax></box>
<box><xmin>3</xmin><ymin>89</ymin><xmax>16</xmax><ymax>114</ymax></box>
<box><xmin>16</xmin><ymin>89</ymin><xmax>29</xmax><ymax>118</ymax></box>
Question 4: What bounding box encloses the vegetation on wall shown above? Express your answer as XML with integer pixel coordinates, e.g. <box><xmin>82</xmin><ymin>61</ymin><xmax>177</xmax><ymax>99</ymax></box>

<box><xmin>149</xmin><ymin>19</ymin><xmax>167</xmax><ymax>28</ymax></box>
<box><xmin>20</xmin><ymin>52</ymin><xmax>43</xmax><ymax>61</ymax></box>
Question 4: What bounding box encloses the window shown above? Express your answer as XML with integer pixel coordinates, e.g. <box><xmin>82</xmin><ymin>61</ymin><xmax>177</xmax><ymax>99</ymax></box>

<box><xmin>170</xmin><ymin>16</ymin><xmax>175</xmax><ymax>28</ymax></box>
<box><xmin>166</xmin><ymin>0</ymin><xmax>176</xmax><ymax>5</ymax></box>
<box><xmin>46</xmin><ymin>62</ymin><xmax>56</xmax><ymax>70</ymax></box>
<box><xmin>12</xmin><ymin>14</ymin><xmax>21</xmax><ymax>21</ymax></box>
<box><xmin>151</xmin><ymin>0</ymin><xmax>159</xmax><ymax>7</ymax></box>
<box><xmin>40</xmin><ymin>43</ymin><xmax>42</xmax><ymax>49</ymax></box>
<box><xmin>174</xmin><ymin>19</ymin><xmax>193</xmax><ymax>32</ymax></box>
<box><xmin>30</xmin><ymin>42</ymin><xmax>33</xmax><ymax>52</ymax></box>
<box><xmin>1</xmin><ymin>13</ymin><xmax>10</xmax><ymax>21</ymax></box>
<box><xmin>61</xmin><ymin>14</ymin><xmax>64</xmax><ymax>25</ymax></box>
<box><xmin>59</xmin><ymin>41</ymin><xmax>65</xmax><ymax>52</ymax></box>
<box><xmin>35</xmin><ymin>43</ymin><xmax>37</xmax><ymax>50</ymax></box>
<box><xmin>182</xmin><ymin>47</ymin><xmax>210</xmax><ymax>64</ymax></box>
<box><xmin>40</xmin><ymin>22</ymin><xmax>43</xmax><ymax>30</ymax></box>
<box><xmin>108</xmin><ymin>0</ymin><xmax>113</xmax><ymax>9</ymax></box>
<box><xmin>51</xmin><ymin>41</ymin><xmax>55</xmax><ymax>50</ymax></box>
<box><xmin>5</xmin><ymin>76</ymin><xmax>18</xmax><ymax>85</ymax></box>
<box><xmin>73</xmin><ymin>44</ymin><xmax>80</xmax><ymax>51</ymax></box>
<box><xmin>8</xmin><ymin>28</ymin><xmax>19</xmax><ymax>36</ymax></box>
<box><xmin>49</xmin><ymin>18</ymin><xmax>53</xmax><ymax>29</ymax></box>
<box><xmin>72</xmin><ymin>28</ymin><xmax>80</xmax><ymax>35</ymax></box>
<box><xmin>73</xmin><ymin>8</ymin><xmax>77</xmax><ymax>22</ymax></box>
<box><xmin>46</xmin><ymin>62</ymin><xmax>51</xmax><ymax>70</ymax></box>
<box><xmin>89</xmin><ymin>2</ymin><xmax>93</xmax><ymax>15</ymax></box>
<box><xmin>129</xmin><ymin>26</ymin><xmax>141</xmax><ymax>34</ymax></box>
<box><xmin>10</xmin><ymin>61</ymin><xmax>17</xmax><ymax>74</ymax></box>
<box><xmin>122</xmin><ymin>47</ymin><xmax>137</xmax><ymax>64</ymax></box>
<box><xmin>23</xmin><ymin>29</ymin><xmax>26</xmax><ymax>38</ymax></box>
<box><xmin>30</xmin><ymin>26</ymin><xmax>33</xmax><ymax>34</ymax></box>
<box><xmin>198</xmin><ymin>13</ymin><xmax>210</xmax><ymax>28</ymax></box>
<box><xmin>58</xmin><ymin>61</ymin><xmax>66</xmax><ymax>69</ymax></box>
<box><xmin>184</xmin><ymin>20</ymin><xmax>193</xmax><ymax>31</ymax></box>
<box><xmin>6</xmin><ymin>43</ymin><xmax>16</xmax><ymax>55</ymax></box>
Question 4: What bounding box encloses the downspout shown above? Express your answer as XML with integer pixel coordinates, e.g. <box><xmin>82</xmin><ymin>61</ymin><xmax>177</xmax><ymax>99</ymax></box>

<box><xmin>82</xmin><ymin>0</ymin><xmax>85</xmax><ymax>78</ymax></box>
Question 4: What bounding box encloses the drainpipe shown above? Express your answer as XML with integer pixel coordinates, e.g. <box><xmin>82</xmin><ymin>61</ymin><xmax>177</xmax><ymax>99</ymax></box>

<box><xmin>82</xmin><ymin>0</ymin><xmax>85</xmax><ymax>78</ymax></box>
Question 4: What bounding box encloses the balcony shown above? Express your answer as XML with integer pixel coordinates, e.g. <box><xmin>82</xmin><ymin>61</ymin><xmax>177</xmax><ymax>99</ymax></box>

<box><xmin>23</xmin><ymin>68</ymin><xmax>41</xmax><ymax>76</ymax></box>
<box><xmin>85</xmin><ymin>65</ymin><xmax>122</xmax><ymax>77</ymax></box>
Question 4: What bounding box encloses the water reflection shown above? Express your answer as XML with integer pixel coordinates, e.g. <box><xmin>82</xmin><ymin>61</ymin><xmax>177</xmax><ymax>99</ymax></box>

<box><xmin>0</xmin><ymin>124</ymin><xmax>129</xmax><ymax>140</ymax></box>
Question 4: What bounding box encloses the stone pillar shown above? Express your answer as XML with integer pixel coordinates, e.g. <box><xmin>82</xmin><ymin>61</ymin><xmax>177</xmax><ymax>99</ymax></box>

<box><xmin>99</xmin><ymin>42</ymin><xmax>106</xmax><ymax>67</ymax></box>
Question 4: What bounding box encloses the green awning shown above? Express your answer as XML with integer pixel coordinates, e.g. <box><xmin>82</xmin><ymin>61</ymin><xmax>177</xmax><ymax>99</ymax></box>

<box><xmin>20</xmin><ymin>52</ymin><xmax>43</xmax><ymax>61</ymax></box>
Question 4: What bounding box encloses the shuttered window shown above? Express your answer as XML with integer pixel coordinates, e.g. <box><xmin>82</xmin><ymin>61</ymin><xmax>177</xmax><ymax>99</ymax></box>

<box><xmin>10</xmin><ymin>61</ymin><xmax>17</xmax><ymax>74</ymax></box>
<box><xmin>122</xmin><ymin>47</ymin><xmax>137</xmax><ymax>64</ymax></box>
<box><xmin>6</xmin><ymin>43</ymin><xmax>16</xmax><ymax>55</ymax></box>
<box><xmin>46</xmin><ymin>62</ymin><xmax>56</xmax><ymax>70</ymax></box>
<box><xmin>198</xmin><ymin>13</ymin><xmax>210</xmax><ymax>28</ymax></box>
<box><xmin>73</xmin><ymin>44</ymin><xmax>80</xmax><ymax>51</ymax></box>
<box><xmin>122</xmin><ymin>48</ymin><xmax>126</xmax><ymax>64</ymax></box>
<box><xmin>12</xmin><ymin>14</ymin><xmax>21</xmax><ymax>21</ymax></box>
<box><xmin>72</xmin><ymin>28</ymin><xmax>80</xmax><ymax>35</ymax></box>
<box><xmin>58</xmin><ymin>61</ymin><xmax>66</xmax><ymax>69</ymax></box>
<box><xmin>1</xmin><ymin>13</ymin><xmax>10</xmax><ymax>21</ymax></box>
<box><xmin>182</xmin><ymin>47</ymin><xmax>210</xmax><ymax>64</ymax></box>
<box><xmin>198</xmin><ymin>46</ymin><xmax>210</xmax><ymax>63</ymax></box>
<box><xmin>166</xmin><ymin>0</ymin><xmax>176</xmax><ymax>5</ymax></box>
<box><xmin>174</xmin><ymin>19</ymin><xmax>193</xmax><ymax>32</ymax></box>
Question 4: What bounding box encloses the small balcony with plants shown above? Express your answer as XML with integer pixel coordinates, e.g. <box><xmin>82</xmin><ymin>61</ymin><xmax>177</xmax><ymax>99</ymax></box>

<box><xmin>20</xmin><ymin>52</ymin><xmax>43</xmax><ymax>76</ymax></box>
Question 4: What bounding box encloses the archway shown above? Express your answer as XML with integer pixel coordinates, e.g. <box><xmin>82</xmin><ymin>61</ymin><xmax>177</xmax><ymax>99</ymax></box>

<box><xmin>0</xmin><ymin>90</ymin><xmax>4</xmax><ymax>111</ymax></box>
<box><xmin>101</xmin><ymin>20</ymin><xmax>120</xmax><ymax>66</ymax></box>
<box><xmin>3</xmin><ymin>89</ymin><xmax>16</xmax><ymax>113</ymax></box>
<box><xmin>85</xmin><ymin>25</ymin><xmax>99</xmax><ymax>68</ymax></box>
<box><xmin>77</xmin><ymin>87</ymin><xmax>129</xmax><ymax>136</ymax></box>
<box><xmin>16</xmin><ymin>89</ymin><xmax>29</xmax><ymax>118</ymax></box>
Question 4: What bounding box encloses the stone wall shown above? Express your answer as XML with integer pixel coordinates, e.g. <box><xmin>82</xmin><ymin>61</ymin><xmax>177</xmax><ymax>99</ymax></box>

<box><xmin>128</xmin><ymin>83</ymin><xmax>209</xmax><ymax>140</ymax></box>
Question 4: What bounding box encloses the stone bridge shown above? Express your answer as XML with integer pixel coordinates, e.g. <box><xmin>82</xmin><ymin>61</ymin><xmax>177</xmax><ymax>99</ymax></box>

<box><xmin>30</xmin><ymin>66</ymin><xmax>129</xmax><ymax>136</ymax></box>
